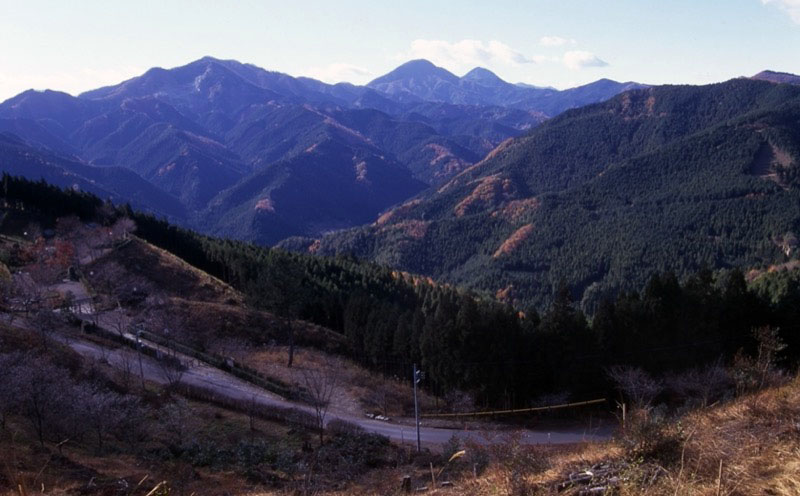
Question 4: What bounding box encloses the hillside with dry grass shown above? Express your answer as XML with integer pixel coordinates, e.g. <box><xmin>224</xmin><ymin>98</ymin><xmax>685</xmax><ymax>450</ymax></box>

<box><xmin>1</xmin><ymin>230</ymin><xmax>799</xmax><ymax>495</ymax></box>
<box><xmin>3</xmin><ymin>175</ymin><xmax>800</xmax><ymax>495</ymax></box>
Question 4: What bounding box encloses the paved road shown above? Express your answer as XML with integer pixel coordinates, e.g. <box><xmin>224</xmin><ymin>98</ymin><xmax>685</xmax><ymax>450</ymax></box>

<box><xmin>60</xmin><ymin>331</ymin><xmax>612</xmax><ymax>447</ymax></box>
<box><xmin>43</xmin><ymin>277</ymin><xmax>612</xmax><ymax>447</ymax></box>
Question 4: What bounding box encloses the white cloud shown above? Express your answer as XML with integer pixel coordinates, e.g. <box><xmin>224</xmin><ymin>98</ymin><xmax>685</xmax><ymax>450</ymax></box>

<box><xmin>402</xmin><ymin>39</ymin><xmax>537</xmax><ymax>71</ymax></box>
<box><xmin>539</xmin><ymin>36</ymin><xmax>576</xmax><ymax>47</ymax></box>
<box><xmin>304</xmin><ymin>63</ymin><xmax>373</xmax><ymax>84</ymax></box>
<box><xmin>562</xmin><ymin>51</ymin><xmax>609</xmax><ymax>70</ymax></box>
<box><xmin>761</xmin><ymin>0</ymin><xmax>800</xmax><ymax>23</ymax></box>
<box><xmin>397</xmin><ymin>39</ymin><xmax>610</xmax><ymax>76</ymax></box>
<box><xmin>532</xmin><ymin>54</ymin><xmax>561</xmax><ymax>64</ymax></box>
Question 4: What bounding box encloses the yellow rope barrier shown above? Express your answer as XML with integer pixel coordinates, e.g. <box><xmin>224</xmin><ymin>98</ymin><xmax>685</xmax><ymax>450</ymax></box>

<box><xmin>421</xmin><ymin>398</ymin><xmax>606</xmax><ymax>418</ymax></box>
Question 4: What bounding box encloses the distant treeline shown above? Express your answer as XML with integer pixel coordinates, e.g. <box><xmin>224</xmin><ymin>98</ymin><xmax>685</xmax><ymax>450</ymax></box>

<box><xmin>2</xmin><ymin>174</ymin><xmax>799</xmax><ymax>407</ymax></box>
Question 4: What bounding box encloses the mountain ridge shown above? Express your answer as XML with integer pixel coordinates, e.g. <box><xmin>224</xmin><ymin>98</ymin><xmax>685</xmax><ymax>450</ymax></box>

<box><xmin>307</xmin><ymin>77</ymin><xmax>800</xmax><ymax>310</ymax></box>
<box><xmin>0</xmin><ymin>56</ymin><xmax>676</xmax><ymax>245</ymax></box>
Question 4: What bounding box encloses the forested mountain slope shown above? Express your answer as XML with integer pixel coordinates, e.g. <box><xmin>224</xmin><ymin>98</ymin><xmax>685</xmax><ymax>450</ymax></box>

<box><xmin>310</xmin><ymin>78</ymin><xmax>800</xmax><ymax>311</ymax></box>
<box><xmin>5</xmin><ymin>173</ymin><xmax>800</xmax><ymax>408</ymax></box>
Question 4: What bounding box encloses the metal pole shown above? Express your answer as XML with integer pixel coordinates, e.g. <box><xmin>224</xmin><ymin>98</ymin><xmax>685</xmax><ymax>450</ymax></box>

<box><xmin>413</xmin><ymin>363</ymin><xmax>421</xmax><ymax>452</ymax></box>
<box><xmin>137</xmin><ymin>329</ymin><xmax>145</xmax><ymax>389</ymax></box>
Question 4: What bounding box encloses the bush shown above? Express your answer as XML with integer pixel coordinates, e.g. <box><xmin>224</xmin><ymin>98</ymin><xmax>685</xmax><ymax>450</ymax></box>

<box><xmin>182</xmin><ymin>439</ymin><xmax>295</xmax><ymax>480</ymax></box>
<box><xmin>621</xmin><ymin>407</ymin><xmax>684</xmax><ymax>466</ymax></box>
<box><xmin>441</xmin><ymin>434</ymin><xmax>462</xmax><ymax>464</ymax></box>
<box><xmin>315</xmin><ymin>431</ymin><xmax>395</xmax><ymax>479</ymax></box>
<box><xmin>326</xmin><ymin>418</ymin><xmax>364</xmax><ymax>436</ymax></box>
<box><xmin>464</xmin><ymin>440</ymin><xmax>490</xmax><ymax>477</ymax></box>
<box><xmin>489</xmin><ymin>433</ymin><xmax>549</xmax><ymax>495</ymax></box>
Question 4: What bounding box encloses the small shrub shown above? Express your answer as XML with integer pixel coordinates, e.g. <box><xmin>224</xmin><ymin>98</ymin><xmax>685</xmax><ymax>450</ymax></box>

<box><xmin>183</xmin><ymin>439</ymin><xmax>294</xmax><ymax>474</ymax></box>
<box><xmin>622</xmin><ymin>407</ymin><xmax>684</xmax><ymax>466</ymax></box>
<box><xmin>326</xmin><ymin>418</ymin><xmax>364</xmax><ymax>436</ymax></box>
<box><xmin>441</xmin><ymin>434</ymin><xmax>462</xmax><ymax>463</ymax></box>
<box><xmin>315</xmin><ymin>431</ymin><xmax>395</xmax><ymax>480</ymax></box>
<box><xmin>490</xmin><ymin>433</ymin><xmax>549</xmax><ymax>496</ymax></box>
<box><xmin>464</xmin><ymin>440</ymin><xmax>490</xmax><ymax>477</ymax></box>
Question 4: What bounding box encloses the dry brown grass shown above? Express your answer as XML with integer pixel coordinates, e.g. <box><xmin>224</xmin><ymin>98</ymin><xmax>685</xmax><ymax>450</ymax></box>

<box><xmin>170</xmin><ymin>298</ymin><xmax>346</xmax><ymax>351</ymax></box>
<box><xmin>262</xmin><ymin>442</ymin><xmax>614</xmax><ymax>496</ymax></box>
<box><xmin>269</xmin><ymin>373</ymin><xmax>800</xmax><ymax>496</ymax></box>
<box><xmin>614</xmin><ymin>375</ymin><xmax>800</xmax><ymax>495</ymax></box>
<box><xmin>234</xmin><ymin>346</ymin><xmax>438</xmax><ymax>418</ymax></box>
<box><xmin>0</xmin><ymin>391</ymin><xmax>296</xmax><ymax>496</ymax></box>
<box><xmin>88</xmin><ymin>237</ymin><xmax>243</xmax><ymax>305</ymax></box>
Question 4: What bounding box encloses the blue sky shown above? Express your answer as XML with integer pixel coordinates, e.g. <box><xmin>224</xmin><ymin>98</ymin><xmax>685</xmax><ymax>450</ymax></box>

<box><xmin>1</xmin><ymin>0</ymin><xmax>799</xmax><ymax>101</ymax></box>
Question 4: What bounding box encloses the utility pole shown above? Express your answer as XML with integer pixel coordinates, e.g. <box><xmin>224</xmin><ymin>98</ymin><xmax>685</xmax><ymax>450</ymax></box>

<box><xmin>413</xmin><ymin>363</ymin><xmax>423</xmax><ymax>452</ymax></box>
<box><xmin>136</xmin><ymin>327</ymin><xmax>145</xmax><ymax>390</ymax></box>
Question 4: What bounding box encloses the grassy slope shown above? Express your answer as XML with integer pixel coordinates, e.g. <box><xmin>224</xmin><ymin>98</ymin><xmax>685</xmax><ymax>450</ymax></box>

<box><xmin>316</xmin><ymin>374</ymin><xmax>800</xmax><ymax>495</ymax></box>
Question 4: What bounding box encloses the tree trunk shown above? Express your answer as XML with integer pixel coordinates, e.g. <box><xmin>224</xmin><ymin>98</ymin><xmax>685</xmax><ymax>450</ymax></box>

<box><xmin>35</xmin><ymin>411</ymin><xmax>45</xmax><ymax>447</ymax></box>
<box><xmin>287</xmin><ymin>320</ymin><xmax>295</xmax><ymax>368</ymax></box>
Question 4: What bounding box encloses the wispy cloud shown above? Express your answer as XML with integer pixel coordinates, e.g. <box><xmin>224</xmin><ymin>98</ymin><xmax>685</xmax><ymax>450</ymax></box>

<box><xmin>562</xmin><ymin>51</ymin><xmax>608</xmax><ymax>70</ymax></box>
<box><xmin>539</xmin><ymin>36</ymin><xmax>576</xmax><ymax>47</ymax></box>
<box><xmin>397</xmin><ymin>39</ymin><xmax>609</xmax><ymax>75</ymax></box>
<box><xmin>304</xmin><ymin>63</ymin><xmax>373</xmax><ymax>84</ymax></box>
<box><xmin>401</xmin><ymin>39</ymin><xmax>537</xmax><ymax>71</ymax></box>
<box><xmin>761</xmin><ymin>0</ymin><xmax>800</xmax><ymax>23</ymax></box>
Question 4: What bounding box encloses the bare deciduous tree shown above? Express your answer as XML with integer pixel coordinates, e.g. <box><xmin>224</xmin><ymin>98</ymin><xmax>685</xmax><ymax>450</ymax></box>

<box><xmin>9</xmin><ymin>356</ymin><xmax>73</xmax><ymax>446</ymax></box>
<box><xmin>106</xmin><ymin>307</ymin><xmax>131</xmax><ymax>340</ymax></box>
<box><xmin>1</xmin><ymin>351</ymin><xmax>149</xmax><ymax>451</ymax></box>
<box><xmin>116</xmin><ymin>348</ymin><xmax>136</xmax><ymax>391</ymax></box>
<box><xmin>156</xmin><ymin>350</ymin><xmax>186</xmax><ymax>390</ymax></box>
<box><xmin>91</xmin><ymin>261</ymin><xmax>132</xmax><ymax>310</ymax></box>
<box><xmin>74</xmin><ymin>384</ymin><xmax>141</xmax><ymax>453</ymax></box>
<box><xmin>666</xmin><ymin>359</ymin><xmax>731</xmax><ymax>408</ymax></box>
<box><xmin>0</xmin><ymin>352</ymin><xmax>23</xmax><ymax>430</ymax></box>
<box><xmin>732</xmin><ymin>326</ymin><xmax>787</xmax><ymax>394</ymax></box>
<box><xmin>607</xmin><ymin>365</ymin><xmax>662</xmax><ymax>410</ymax></box>
<box><xmin>158</xmin><ymin>398</ymin><xmax>197</xmax><ymax>449</ymax></box>
<box><xmin>31</xmin><ymin>305</ymin><xmax>64</xmax><ymax>351</ymax></box>
<box><xmin>11</xmin><ymin>271</ymin><xmax>43</xmax><ymax>318</ymax></box>
<box><xmin>110</xmin><ymin>217</ymin><xmax>136</xmax><ymax>243</ymax></box>
<box><xmin>301</xmin><ymin>358</ymin><xmax>340</xmax><ymax>445</ymax></box>
<box><xmin>81</xmin><ymin>225</ymin><xmax>110</xmax><ymax>263</ymax></box>
<box><xmin>0</xmin><ymin>271</ymin><xmax>17</xmax><ymax>324</ymax></box>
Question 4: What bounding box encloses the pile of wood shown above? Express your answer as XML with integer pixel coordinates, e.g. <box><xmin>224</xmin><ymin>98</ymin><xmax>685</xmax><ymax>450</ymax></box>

<box><xmin>555</xmin><ymin>462</ymin><xmax>627</xmax><ymax>494</ymax></box>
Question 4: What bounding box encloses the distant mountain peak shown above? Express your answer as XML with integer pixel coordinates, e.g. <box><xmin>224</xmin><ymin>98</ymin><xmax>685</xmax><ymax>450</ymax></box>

<box><xmin>368</xmin><ymin>59</ymin><xmax>459</xmax><ymax>86</ymax></box>
<box><xmin>461</xmin><ymin>67</ymin><xmax>505</xmax><ymax>86</ymax></box>
<box><xmin>197</xmin><ymin>55</ymin><xmax>223</xmax><ymax>63</ymax></box>
<box><xmin>8</xmin><ymin>88</ymin><xmax>75</xmax><ymax>102</ymax></box>
<box><xmin>751</xmin><ymin>70</ymin><xmax>800</xmax><ymax>85</ymax></box>
<box><xmin>516</xmin><ymin>82</ymin><xmax>556</xmax><ymax>91</ymax></box>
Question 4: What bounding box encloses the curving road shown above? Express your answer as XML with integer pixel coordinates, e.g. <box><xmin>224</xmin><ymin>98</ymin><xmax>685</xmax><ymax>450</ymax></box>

<box><xmin>60</xmin><ymin>330</ymin><xmax>612</xmax><ymax>447</ymax></box>
<box><xmin>41</xmin><ymin>265</ymin><xmax>614</xmax><ymax>447</ymax></box>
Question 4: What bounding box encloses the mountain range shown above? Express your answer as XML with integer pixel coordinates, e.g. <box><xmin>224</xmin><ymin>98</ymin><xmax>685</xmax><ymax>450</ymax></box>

<box><xmin>0</xmin><ymin>57</ymin><xmax>643</xmax><ymax>243</ymax></box>
<box><xmin>302</xmin><ymin>76</ymin><xmax>800</xmax><ymax>310</ymax></box>
<box><xmin>3</xmin><ymin>57</ymin><xmax>798</xmax><ymax>313</ymax></box>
